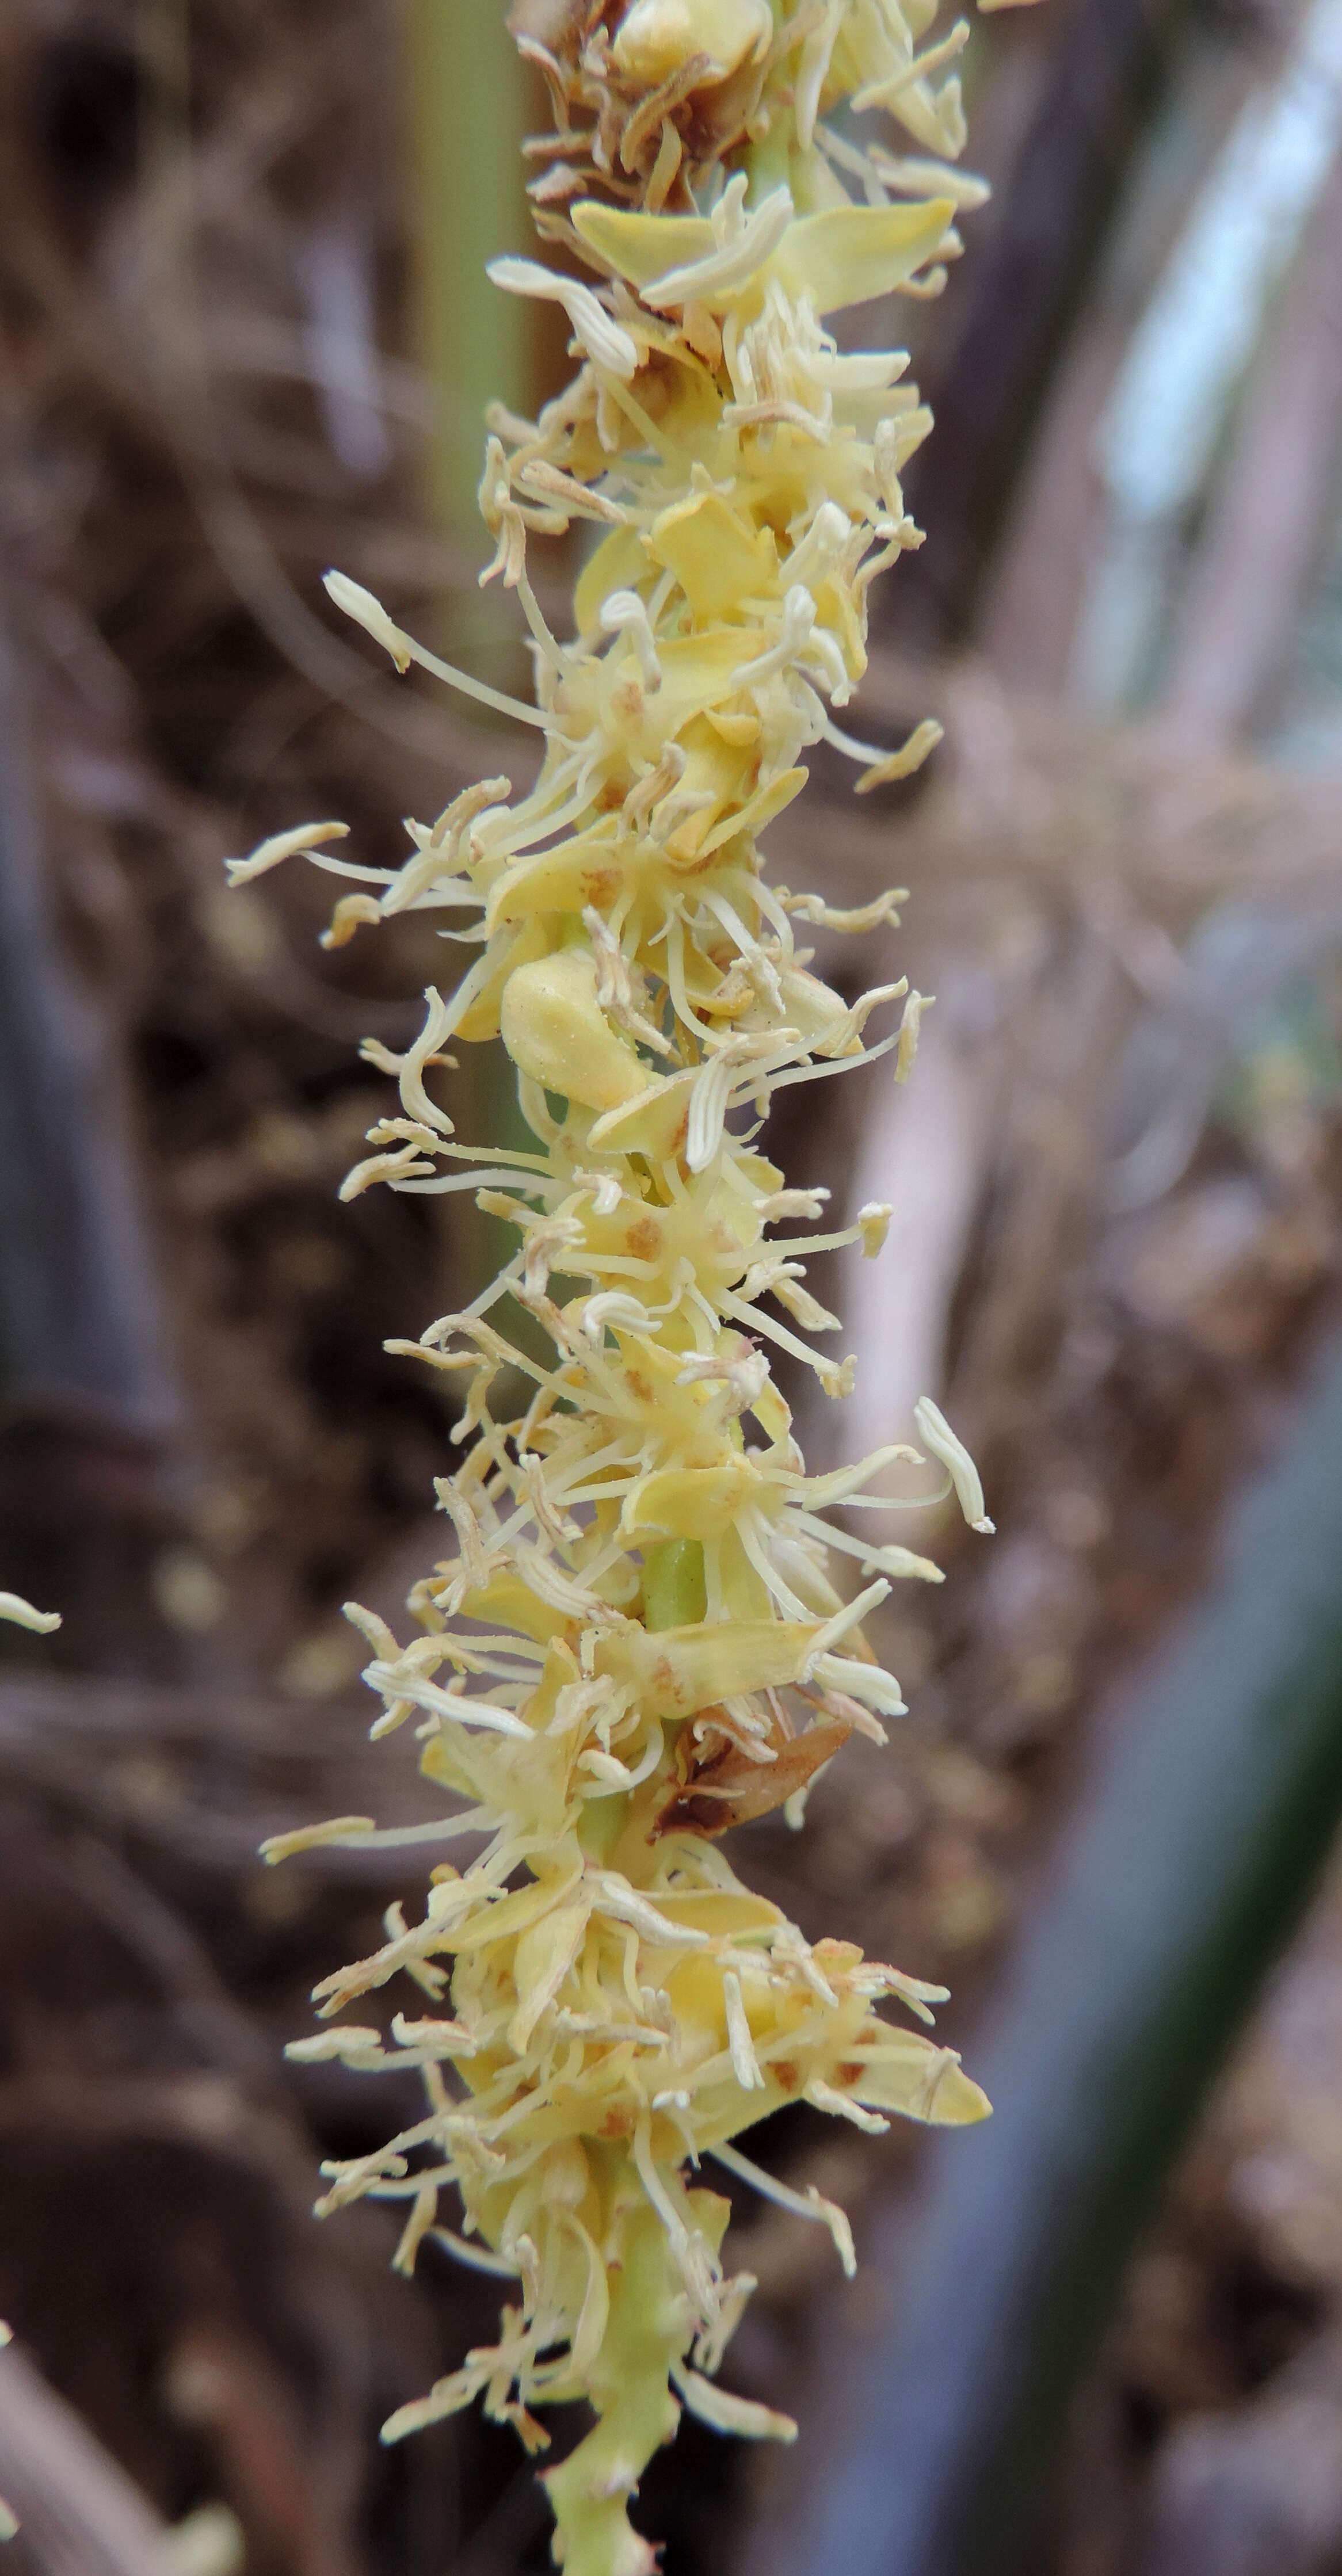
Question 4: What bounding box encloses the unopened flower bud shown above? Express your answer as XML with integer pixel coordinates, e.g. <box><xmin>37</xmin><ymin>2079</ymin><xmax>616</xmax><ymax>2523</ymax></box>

<box><xmin>500</xmin><ymin>951</ymin><xmax>650</xmax><ymax>1115</ymax></box>
<box><xmin>612</xmin><ymin>0</ymin><xmax>769</xmax><ymax>85</ymax></box>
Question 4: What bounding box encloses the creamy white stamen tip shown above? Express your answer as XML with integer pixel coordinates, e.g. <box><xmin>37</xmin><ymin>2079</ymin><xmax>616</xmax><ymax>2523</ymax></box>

<box><xmin>723</xmin><ymin>1970</ymin><xmax>765</xmax><ymax>2091</ymax></box>
<box><xmin>224</xmin><ymin>819</ymin><xmax>349</xmax><ymax>886</ymax></box>
<box><xmin>913</xmin><ymin>1396</ymin><xmax>993</xmax><ymax>1535</ymax></box>
<box><xmin>0</xmin><ymin>1592</ymin><xmax>61</xmax><ymax>1634</ymax></box>
<box><xmin>487</xmin><ymin>257</ymin><xmax>639</xmax><ymax>379</ymax></box>
<box><xmin>323</xmin><ymin>570</ymin><xmax>411</xmax><ymax>669</ymax></box>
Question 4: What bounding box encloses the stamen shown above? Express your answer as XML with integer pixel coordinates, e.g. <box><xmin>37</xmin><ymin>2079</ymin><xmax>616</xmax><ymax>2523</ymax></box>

<box><xmin>708</xmin><ymin>2141</ymin><xmax>856</xmax><ymax>2277</ymax></box>
<box><xmin>486</xmin><ymin>255</ymin><xmax>640</xmax><ymax>380</ymax></box>
<box><xmin>643</xmin><ymin>182</ymin><xmax>795</xmax><ymax>309</ymax></box>
<box><xmin>225</xmin><ymin>819</ymin><xmax>349</xmax><ymax>886</ymax></box>
<box><xmin>913</xmin><ymin>1395</ymin><xmax>995</xmax><ymax>1533</ymax></box>
<box><xmin>599</xmin><ymin>587</ymin><xmax>663</xmax><ymax>690</ymax></box>
<box><xmin>324</xmin><ymin>571</ymin><xmax>550</xmax><ymax>729</ymax></box>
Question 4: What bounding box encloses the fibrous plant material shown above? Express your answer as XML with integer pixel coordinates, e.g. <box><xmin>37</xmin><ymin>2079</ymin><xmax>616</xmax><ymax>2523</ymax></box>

<box><xmin>232</xmin><ymin>7</ymin><xmax>1036</xmax><ymax>2570</ymax></box>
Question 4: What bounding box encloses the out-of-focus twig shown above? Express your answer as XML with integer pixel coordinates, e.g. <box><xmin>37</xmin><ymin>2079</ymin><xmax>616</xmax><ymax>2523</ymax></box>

<box><xmin>781</xmin><ymin>657</ymin><xmax>1342</xmax><ymax>930</ymax></box>
<box><xmin>894</xmin><ymin>0</ymin><xmax>1198</xmax><ymax>643</ymax></box>
<box><xmin>829</xmin><ymin>992</ymin><xmax>996</xmax><ymax>1482</ymax></box>
<box><xmin>1164</xmin><ymin>140</ymin><xmax>1342</xmax><ymax>743</ymax></box>
<box><xmin>130</xmin><ymin>0</ymin><xmax>480</xmax><ymax>784</ymax></box>
<box><xmin>0</xmin><ymin>613</ymin><xmax>175</xmax><ymax>1430</ymax></box>
<box><xmin>0</xmin><ymin>2338</ymin><xmax>175</xmax><ymax>2576</ymax></box>
<box><xmin>0</xmin><ymin>1673</ymin><xmax>445</xmax><ymax>1879</ymax></box>
<box><xmin>944</xmin><ymin>927</ymin><xmax>1131</xmax><ymax>1486</ymax></box>
<box><xmin>0</xmin><ymin>1823</ymin><xmax>384</xmax><ymax>2576</ymax></box>
<box><xmin>1134</xmin><ymin>2343</ymin><xmax>1342</xmax><ymax>2576</ymax></box>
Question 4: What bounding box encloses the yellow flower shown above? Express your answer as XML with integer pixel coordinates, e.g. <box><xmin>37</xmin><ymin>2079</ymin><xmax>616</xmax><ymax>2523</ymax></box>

<box><xmin>506</xmin><ymin>0</ymin><xmax>1016</xmax><ymax>216</ymax></box>
<box><xmin>230</xmin><ymin>6</ymin><xmax>1039</xmax><ymax>2570</ymax></box>
<box><xmin>611</xmin><ymin>0</ymin><xmax>773</xmax><ymax>87</ymax></box>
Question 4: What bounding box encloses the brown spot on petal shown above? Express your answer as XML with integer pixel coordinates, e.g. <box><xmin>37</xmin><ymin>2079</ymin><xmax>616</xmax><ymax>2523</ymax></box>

<box><xmin>650</xmin><ymin>1719</ymin><xmax>851</xmax><ymax>1839</ymax></box>
<box><xmin>658</xmin><ymin>1792</ymin><xmax>733</xmax><ymax>1835</ymax></box>
<box><xmin>581</xmin><ymin>868</ymin><xmax>621</xmax><ymax>906</ymax></box>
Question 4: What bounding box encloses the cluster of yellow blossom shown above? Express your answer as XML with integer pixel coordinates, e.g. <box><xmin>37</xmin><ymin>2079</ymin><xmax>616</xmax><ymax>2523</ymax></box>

<box><xmin>512</xmin><ymin>0</ymin><xmax>1016</xmax><ymax>223</ymax></box>
<box><xmin>232</xmin><ymin>5</ymin><xmax>1036</xmax><ymax>2570</ymax></box>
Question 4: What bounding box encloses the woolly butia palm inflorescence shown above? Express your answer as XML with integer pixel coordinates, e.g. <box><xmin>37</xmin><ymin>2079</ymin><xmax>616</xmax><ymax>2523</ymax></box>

<box><xmin>230</xmin><ymin>5</ymin><xmax>1039</xmax><ymax>2569</ymax></box>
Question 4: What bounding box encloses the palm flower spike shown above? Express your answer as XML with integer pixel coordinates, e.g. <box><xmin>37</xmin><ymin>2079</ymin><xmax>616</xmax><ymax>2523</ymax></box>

<box><xmin>230</xmin><ymin>4</ymin><xmax>1041</xmax><ymax>2569</ymax></box>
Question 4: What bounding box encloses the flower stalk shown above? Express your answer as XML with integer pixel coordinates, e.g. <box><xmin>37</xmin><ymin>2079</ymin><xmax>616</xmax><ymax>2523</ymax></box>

<box><xmin>231</xmin><ymin>6</ymin><xmax>1039</xmax><ymax>2569</ymax></box>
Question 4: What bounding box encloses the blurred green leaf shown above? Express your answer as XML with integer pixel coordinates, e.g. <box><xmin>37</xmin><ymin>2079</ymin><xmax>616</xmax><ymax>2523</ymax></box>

<box><xmin>779</xmin><ymin>1334</ymin><xmax>1342</xmax><ymax>2576</ymax></box>
<box><xmin>405</xmin><ymin>0</ymin><xmax>529</xmax><ymax>533</ymax></box>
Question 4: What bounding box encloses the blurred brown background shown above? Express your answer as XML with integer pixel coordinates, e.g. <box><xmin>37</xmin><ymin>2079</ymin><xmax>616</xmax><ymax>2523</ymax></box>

<box><xmin>5</xmin><ymin>2</ymin><xmax>1342</xmax><ymax>2571</ymax></box>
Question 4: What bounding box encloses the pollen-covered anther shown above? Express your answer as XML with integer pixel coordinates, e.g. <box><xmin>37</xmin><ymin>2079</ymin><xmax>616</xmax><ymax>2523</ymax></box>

<box><xmin>320</xmin><ymin>893</ymin><xmax>382</xmax><ymax>949</ymax></box>
<box><xmin>599</xmin><ymin>588</ymin><xmax>663</xmax><ymax>692</ymax></box>
<box><xmin>0</xmin><ymin>1591</ymin><xmax>62</xmax><ymax>1634</ymax></box>
<box><xmin>225</xmin><ymin>818</ymin><xmax>349</xmax><ymax>887</ymax></box>
<box><xmin>623</xmin><ymin>742</ymin><xmax>687</xmax><ymax>830</ymax></box>
<box><xmin>914</xmin><ymin>1395</ymin><xmax>996</xmax><ymax>1533</ymax></box>
<box><xmin>643</xmin><ymin>174</ymin><xmax>795</xmax><ymax>309</ymax></box>
<box><xmin>581</xmin><ymin>1290</ymin><xmax>653</xmax><ymax>1344</ymax></box>
<box><xmin>896</xmin><ymin>987</ymin><xmax>932</xmax><ymax>1080</ymax></box>
<box><xmin>755</xmin><ymin>1186</ymin><xmax>831</xmax><ymax>1221</ymax></box>
<box><xmin>816</xmin><ymin>1355</ymin><xmax>858</xmax><ymax>1400</ymax></box>
<box><xmin>487</xmin><ymin>256</ymin><xmax>640</xmax><ymax>380</ymax></box>
<box><xmin>583</xmin><ymin>906</ymin><xmax>676</xmax><ymax>1056</ymax></box>
<box><xmin>675</xmin><ymin>1341</ymin><xmax>768</xmax><ymax>1412</ymax></box>
<box><xmin>857</xmin><ymin>1202</ymin><xmax>893</xmax><ymax>1257</ymax></box>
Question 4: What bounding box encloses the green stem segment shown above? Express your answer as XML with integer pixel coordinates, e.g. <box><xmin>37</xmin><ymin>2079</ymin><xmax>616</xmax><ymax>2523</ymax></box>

<box><xmin>641</xmin><ymin>1541</ymin><xmax>707</xmax><ymax>1634</ymax></box>
<box><xmin>544</xmin><ymin>2203</ymin><xmax>708</xmax><ymax>2576</ymax></box>
<box><xmin>405</xmin><ymin>0</ymin><xmax>528</xmax><ymax>530</ymax></box>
